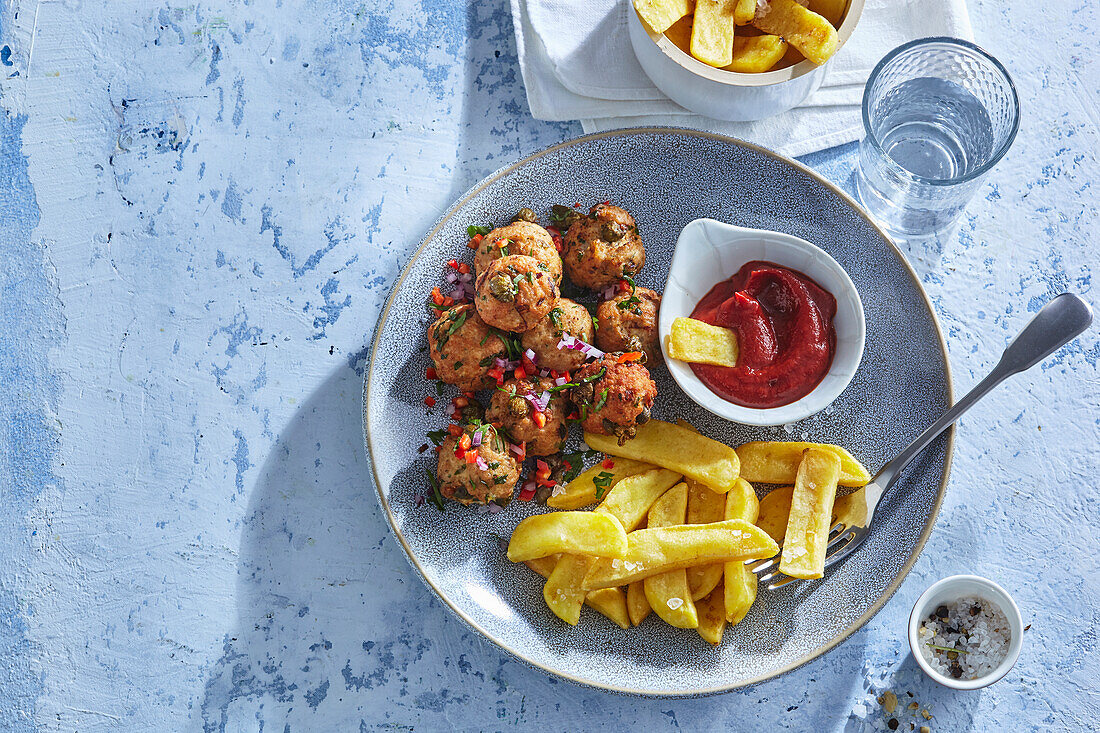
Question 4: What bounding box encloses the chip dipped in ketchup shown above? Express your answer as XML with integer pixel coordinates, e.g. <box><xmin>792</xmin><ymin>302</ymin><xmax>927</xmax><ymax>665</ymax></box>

<box><xmin>689</xmin><ymin>261</ymin><xmax>836</xmax><ymax>409</ymax></box>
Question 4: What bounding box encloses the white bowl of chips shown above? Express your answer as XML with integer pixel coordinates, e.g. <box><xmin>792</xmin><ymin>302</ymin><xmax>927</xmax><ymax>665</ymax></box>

<box><xmin>628</xmin><ymin>0</ymin><xmax>865</xmax><ymax>121</ymax></box>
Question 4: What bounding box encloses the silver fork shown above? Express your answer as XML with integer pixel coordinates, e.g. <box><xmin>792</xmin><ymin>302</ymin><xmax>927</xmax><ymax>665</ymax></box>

<box><xmin>749</xmin><ymin>293</ymin><xmax>1094</xmax><ymax>591</ymax></box>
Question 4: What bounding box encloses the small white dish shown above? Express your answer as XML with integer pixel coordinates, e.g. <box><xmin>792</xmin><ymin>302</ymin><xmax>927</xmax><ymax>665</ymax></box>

<box><xmin>908</xmin><ymin>575</ymin><xmax>1024</xmax><ymax>690</ymax></box>
<box><xmin>658</xmin><ymin>218</ymin><xmax>865</xmax><ymax>426</ymax></box>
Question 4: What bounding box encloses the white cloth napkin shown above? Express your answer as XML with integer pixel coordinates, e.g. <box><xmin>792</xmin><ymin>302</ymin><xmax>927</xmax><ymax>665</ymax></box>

<box><xmin>511</xmin><ymin>0</ymin><xmax>974</xmax><ymax>157</ymax></box>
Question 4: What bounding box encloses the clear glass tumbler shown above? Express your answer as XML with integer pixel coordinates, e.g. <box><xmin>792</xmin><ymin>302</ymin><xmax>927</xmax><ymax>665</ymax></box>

<box><xmin>855</xmin><ymin>37</ymin><xmax>1020</xmax><ymax>237</ymax></box>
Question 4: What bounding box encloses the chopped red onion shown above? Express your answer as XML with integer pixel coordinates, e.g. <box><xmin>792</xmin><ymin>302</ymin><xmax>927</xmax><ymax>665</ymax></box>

<box><xmin>601</xmin><ymin>284</ymin><xmax>618</xmax><ymax>300</ymax></box>
<box><xmin>524</xmin><ymin>348</ymin><xmax>537</xmax><ymax>363</ymax></box>
<box><xmin>471</xmin><ymin>429</ymin><xmax>483</xmax><ymax>447</ymax></box>
<box><xmin>446</xmin><ymin>272</ymin><xmax>459</xmax><ymax>284</ymax></box>
<box><xmin>508</xmin><ymin>443</ymin><xmax>524</xmax><ymax>456</ymax></box>
<box><xmin>553</xmin><ymin>376</ymin><xmax>568</xmax><ymax>387</ymax></box>
<box><xmin>524</xmin><ymin>390</ymin><xmax>550</xmax><ymax>413</ymax></box>
<box><xmin>475</xmin><ymin>455</ymin><xmax>489</xmax><ymax>471</ymax></box>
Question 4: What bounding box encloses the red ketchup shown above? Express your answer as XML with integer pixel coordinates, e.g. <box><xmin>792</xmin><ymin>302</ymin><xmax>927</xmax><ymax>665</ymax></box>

<box><xmin>689</xmin><ymin>261</ymin><xmax>837</xmax><ymax>409</ymax></box>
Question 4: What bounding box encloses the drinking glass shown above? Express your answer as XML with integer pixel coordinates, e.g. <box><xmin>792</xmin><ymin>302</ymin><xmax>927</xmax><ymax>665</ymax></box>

<box><xmin>855</xmin><ymin>37</ymin><xmax>1020</xmax><ymax>237</ymax></box>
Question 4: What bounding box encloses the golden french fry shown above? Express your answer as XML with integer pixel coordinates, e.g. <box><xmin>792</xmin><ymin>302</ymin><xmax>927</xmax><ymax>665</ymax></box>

<box><xmin>634</xmin><ymin>0</ymin><xmax>695</xmax><ymax>33</ymax></box>
<box><xmin>627</xmin><ymin>580</ymin><xmax>651</xmax><ymax>625</ymax></box>
<box><xmin>736</xmin><ymin>441</ymin><xmax>870</xmax><ymax>488</ymax></box>
<box><xmin>686</xmin><ymin>479</ymin><xmax>726</xmax><ymax>600</ymax></box>
<box><xmin>667</xmin><ymin>317</ymin><xmax>739</xmax><ymax>367</ymax></box>
<box><xmin>526</xmin><ymin>557</ymin><xmax>630</xmax><ymax>629</ymax></box>
<box><xmin>583</xmin><ymin>519</ymin><xmax>779</xmax><ymax>589</ymax></box>
<box><xmin>734</xmin><ymin>0</ymin><xmax>755</xmax><ymax>24</ymax></box>
<box><xmin>690</xmin><ymin>0</ymin><xmax>738</xmax><ymax>68</ymax></box>
<box><xmin>542</xmin><ymin>467</ymin><xmax>680</xmax><ymax>624</ymax></box>
<box><xmin>725</xmin><ymin>34</ymin><xmax>788</xmax><ymax>73</ymax></box>
<box><xmin>779</xmin><ymin>448</ymin><xmax>841</xmax><ymax>579</ymax></box>
<box><xmin>696</xmin><ymin>582</ymin><xmax>727</xmax><ymax>644</ymax></box>
<box><xmin>752</xmin><ymin>0</ymin><xmax>838</xmax><ymax>65</ymax></box>
<box><xmin>644</xmin><ymin>483</ymin><xmax>699</xmax><ymax>628</ymax></box>
<box><xmin>547</xmin><ymin>457</ymin><xmax>652</xmax><ymax>510</ymax></box>
<box><xmin>723</xmin><ymin>478</ymin><xmax>761</xmax><ymax>623</ymax></box>
<box><xmin>596</xmin><ymin>468</ymin><xmax>683</xmax><ymax>531</ymax></box>
<box><xmin>543</xmin><ymin>555</ymin><xmax>592</xmax><ymax>626</ymax></box>
<box><xmin>756</xmin><ymin>485</ymin><xmax>794</xmax><ymax>543</ymax></box>
<box><xmin>507</xmin><ymin>512</ymin><xmax>627</xmax><ymax>562</ymax></box>
<box><xmin>833</xmin><ymin>485</ymin><xmax>869</xmax><ymax>528</ymax></box>
<box><xmin>585</xmin><ymin>588</ymin><xmax>631</xmax><ymax>630</ymax></box>
<box><xmin>663</xmin><ymin>14</ymin><xmax>694</xmax><ymax>54</ymax></box>
<box><xmin>807</xmin><ymin>0</ymin><xmax>845</xmax><ymax>27</ymax></box>
<box><xmin>585</xmin><ymin>420</ymin><xmax>740</xmax><ymax>492</ymax></box>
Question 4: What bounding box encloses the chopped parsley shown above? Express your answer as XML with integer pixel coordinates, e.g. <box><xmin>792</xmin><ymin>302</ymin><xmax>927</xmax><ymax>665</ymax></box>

<box><xmin>594</xmin><ymin>389</ymin><xmax>608</xmax><ymax>411</ymax></box>
<box><xmin>593</xmin><ymin>471</ymin><xmax>615</xmax><ymax>500</ymax></box>
<box><xmin>467</xmin><ymin>224</ymin><xmax>492</xmax><ymax>238</ymax></box>
<box><xmin>548</xmin><ymin>307</ymin><xmax>563</xmax><ymax>330</ymax></box>
<box><xmin>617</xmin><ymin>273</ymin><xmax>642</xmax><ymax>311</ymax></box>
<box><xmin>423</xmin><ymin>467</ymin><xmax>446</xmax><ymax>511</ymax></box>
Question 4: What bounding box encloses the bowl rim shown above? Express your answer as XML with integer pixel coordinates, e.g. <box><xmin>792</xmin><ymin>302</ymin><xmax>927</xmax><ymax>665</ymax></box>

<box><xmin>659</xmin><ymin>218</ymin><xmax>866</xmax><ymax>426</ymax></box>
<box><xmin>907</xmin><ymin>574</ymin><xmax>1024</xmax><ymax>690</ymax></box>
<box><xmin>363</xmin><ymin>127</ymin><xmax>955</xmax><ymax>697</ymax></box>
<box><xmin>634</xmin><ymin>0</ymin><xmax>867</xmax><ymax>87</ymax></box>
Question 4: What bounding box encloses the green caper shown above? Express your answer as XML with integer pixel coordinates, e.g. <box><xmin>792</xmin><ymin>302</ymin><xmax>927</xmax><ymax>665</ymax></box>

<box><xmin>488</xmin><ymin>273</ymin><xmax>516</xmax><ymax>302</ymax></box>
<box><xmin>511</xmin><ymin>207</ymin><xmax>537</xmax><ymax>223</ymax></box>
<box><xmin>600</xmin><ymin>221</ymin><xmax>624</xmax><ymax>242</ymax></box>
<box><xmin>508</xmin><ymin>396</ymin><xmax>529</xmax><ymax>417</ymax></box>
<box><xmin>551</xmin><ymin>204</ymin><xmax>583</xmax><ymax>231</ymax></box>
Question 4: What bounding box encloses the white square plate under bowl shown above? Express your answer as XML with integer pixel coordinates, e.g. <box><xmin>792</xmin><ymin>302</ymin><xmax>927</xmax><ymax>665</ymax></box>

<box><xmin>659</xmin><ymin>218</ymin><xmax>866</xmax><ymax>426</ymax></box>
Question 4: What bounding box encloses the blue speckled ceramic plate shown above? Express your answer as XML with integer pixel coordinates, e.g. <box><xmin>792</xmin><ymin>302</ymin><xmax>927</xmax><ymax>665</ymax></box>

<box><xmin>363</xmin><ymin>129</ymin><xmax>953</xmax><ymax>696</ymax></box>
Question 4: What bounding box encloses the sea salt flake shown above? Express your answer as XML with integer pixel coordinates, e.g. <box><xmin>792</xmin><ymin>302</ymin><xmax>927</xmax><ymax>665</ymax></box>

<box><xmin>551</xmin><ymin>483</ymin><xmax>566</xmax><ymax>497</ymax></box>
<box><xmin>666</xmin><ymin>597</ymin><xmax>684</xmax><ymax>610</ymax></box>
<box><xmin>611</xmin><ymin>559</ymin><xmax>622</xmax><ymax>569</ymax></box>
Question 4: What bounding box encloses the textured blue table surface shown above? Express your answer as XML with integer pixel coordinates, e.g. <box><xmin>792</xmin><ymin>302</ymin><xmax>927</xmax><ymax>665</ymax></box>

<box><xmin>1</xmin><ymin>1</ymin><xmax>1097</xmax><ymax>731</ymax></box>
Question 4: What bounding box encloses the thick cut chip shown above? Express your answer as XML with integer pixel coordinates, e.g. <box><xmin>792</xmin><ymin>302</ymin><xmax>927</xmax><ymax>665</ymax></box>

<box><xmin>736</xmin><ymin>441</ymin><xmax>870</xmax><ymax>488</ymax></box>
<box><xmin>526</xmin><ymin>558</ymin><xmax>629</xmax><ymax>629</ymax></box>
<box><xmin>779</xmin><ymin>448</ymin><xmax>841</xmax><ymax>579</ymax></box>
<box><xmin>585</xmin><ymin>420</ymin><xmax>740</xmax><ymax>492</ymax></box>
<box><xmin>583</xmin><ymin>519</ymin><xmax>779</xmax><ymax>589</ymax></box>
<box><xmin>723</xmin><ymin>478</ymin><xmax>761</xmax><ymax>623</ymax></box>
<box><xmin>547</xmin><ymin>457</ymin><xmax>652</xmax><ymax>510</ymax></box>
<box><xmin>643</xmin><ymin>483</ymin><xmax>699</xmax><ymax>628</ymax></box>
<box><xmin>508</xmin><ymin>512</ymin><xmax>627</xmax><ymax>562</ymax></box>
<box><xmin>833</xmin><ymin>485</ymin><xmax>869</xmax><ymax>528</ymax></box>
<box><xmin>690</xmin><ymin>0</ymin><xmax>738</xmax><ymax>68</ymax></box>
<box><xmin>734</xmin><ymin>0</ymin><xmax>756</xmax><ymax>24</ymax></box>
<box><xmin>667</xmin><ymin>317</ymin><xmax>739</xmax><ymax>367</ymax></box>
<box><xmin>756</xmin><ymin>485</ymin><xmax>794</xmax><ymax>543</ymax></box>
<box><xmin>696</xmin><ymin>583</ymin><xmax>727</xmax><ymax>644</ymax></box>
<box><xmin>542</xmin><ymin>467</ymin><xmax>680</xmax><ymax>625</ymax></box>
<box><xmin>807</xmin><ymin>0</ymin><xmax>846</xmax><ymax>27</ymax></box>
<box><xmin>634</xmin><ymin>0</ymin><xmax>695</xmax><ymax>33</ymax></box>
<box><xmin>596</xmin><ymin>467</ymin><xmax>683</xmax><ymax>531</ymax></box>
<box><xmin>753</xmin><ymin>0</ymin><xmax>839</xmax><ymax>65</ymax></box>
<box><xmin>686</xmin><ymin>479</ymin><xmax>726</xmax><ymax>600</ymax></box>
<box><xmin>758</xmin><ymin>482</ymin><xmax>869</xmax><ymax>542</ymax></box>
<box><xmin>627</xmin><ymin>580</ymin><xmax>651</xmax><ymax>626</ymax></box>
<box><xmin>725</xmin><ymin>34</ymin><xmax>788</xmax><ymax>73</ymax></box>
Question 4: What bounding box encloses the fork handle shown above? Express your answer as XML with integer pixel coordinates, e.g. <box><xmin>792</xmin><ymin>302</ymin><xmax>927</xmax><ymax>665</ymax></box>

<box><xmin>872</xmin><ymin>293</ymin><xmax>1093</xmax><ymax>492</ymax></box>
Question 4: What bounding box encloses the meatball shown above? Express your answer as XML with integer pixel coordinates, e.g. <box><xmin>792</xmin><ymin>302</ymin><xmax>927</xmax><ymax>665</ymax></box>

<box><xmin>474</xmin><ymin>221</ymin><xmax>563</xmax><ymax>284</ymax></box>
<box><xmin>596</xmin><ymin>286</ymin><xmax>662</xmax><ymax>362</ymax></box>
<box><xmin>487</xmin><ymin>376</ymin><xmax>569</xmax><ymax>456</ymax></box>
<box><xmin>474</xmin><ymin>255</ymin><xmax>560</xmax><ymax>333</ymax></box>
<box><xmin>519</xmin><ymin>297</ymin><xmax>595</xmax><ymax>373</ymax></box>
<box><xmin>437</xmin><ymin>423</ymin><xmax>520</xmax><ymax>505</ymax></box>
<box><xmin>428</xmin><ymin>304</ymin><xmax>508</xmax><ymax>391</ymax></box>
<box><xmin>570</xmin><ymin>354</ymin><xmax>657</xmax><ymax>445</ymax></box>
<box><xmin>562</xmin><ymin>203</ymin><xmax>645</xmax><ymax>290</ymax></box>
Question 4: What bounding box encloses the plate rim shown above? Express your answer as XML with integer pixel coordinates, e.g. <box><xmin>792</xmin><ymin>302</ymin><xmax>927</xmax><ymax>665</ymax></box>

<box><xmin>361</xmin><ymin>127</ymin><xmax>955</xmax><ymax>697</ymax></box>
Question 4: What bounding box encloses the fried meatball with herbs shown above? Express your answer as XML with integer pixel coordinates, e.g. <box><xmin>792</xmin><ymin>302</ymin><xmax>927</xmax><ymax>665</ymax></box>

<box><xmin>486</xmin><ymin>376</ymin><xmax>568</xmax><ymax>456</ymax></box>
<box><xmin>428</xmin><ymin>304</ymin><xmax>508</xmax><ymax>391</ymax></box>
<box><xmin>474</xmin><ymin>221</ymin><xmax>563</xmax><ymax>284</ymax></box>
<box><xmin>436</xmin><ymin>423</ymin><xmax>519</xmax><ymax>505</ymax></box>
<box><xmin>474</xmin><ymin>255</ymin><xmax>560</xmax><ymax>333</ymax></box>
<box><xmin>519</xmin><ymin>297</ymin><xmax>596</xmax><ymax>373</ymax></box>
<box><xmin>562</xmin><ymin>203</ymin><xmax>645</xmax><ymax>290</ymax></box>
<box><xmin>570</xmin><ymin>354</ymin><xmax>657</xmax><ymax>445</ymax></box>
<box><xmin>595</xmin><ymin>286</ymin><xmax>662</xmax><ymax>362</ymax></box>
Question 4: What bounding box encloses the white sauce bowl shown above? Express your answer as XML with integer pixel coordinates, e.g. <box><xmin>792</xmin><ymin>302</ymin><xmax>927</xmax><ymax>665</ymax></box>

<box><xmin>658</xmin><ymin>218</ymin><xmax>865</xmax><ymax>426</ymax></box>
